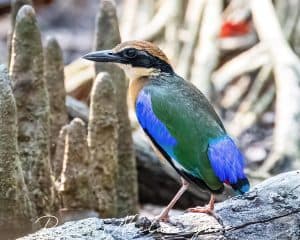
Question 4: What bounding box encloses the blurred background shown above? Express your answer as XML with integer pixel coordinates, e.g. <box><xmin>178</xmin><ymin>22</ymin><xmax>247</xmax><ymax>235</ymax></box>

<box><xmin>1</xmin><ymin>0</ymin><xmax>300</xmax><ymax>238</ymax></box>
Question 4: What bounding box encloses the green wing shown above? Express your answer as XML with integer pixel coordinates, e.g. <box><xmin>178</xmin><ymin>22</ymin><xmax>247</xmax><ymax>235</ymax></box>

<box><xmin>147</xmin><ymin>75</ymin><xmax>226</xmax><ymax>191</ymax></box>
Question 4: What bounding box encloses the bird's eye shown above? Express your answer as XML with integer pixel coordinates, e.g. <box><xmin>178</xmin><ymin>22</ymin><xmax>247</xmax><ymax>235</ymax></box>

<box><xmin>123</xmin><ymin>48</ymin><xmax>137</xmax><ymax>58</ymax></box>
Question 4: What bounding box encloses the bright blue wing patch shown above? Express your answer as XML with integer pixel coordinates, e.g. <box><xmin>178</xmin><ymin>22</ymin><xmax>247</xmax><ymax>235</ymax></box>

<box><xmin>136</xmin><ymin>89</ymin><xmax>177</xmax><ymax>157</ymax></box>
<box><xmin>207</xmin><ymin>135</ymin><xmax>246</xmax><ymax>184</ymax></box>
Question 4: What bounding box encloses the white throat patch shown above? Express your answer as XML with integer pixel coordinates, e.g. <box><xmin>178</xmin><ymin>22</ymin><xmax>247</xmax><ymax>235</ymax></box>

<box><xmin>116</xmin><ymin>63</ymin><xmax>155</xmax><ymax>81</ymax></box>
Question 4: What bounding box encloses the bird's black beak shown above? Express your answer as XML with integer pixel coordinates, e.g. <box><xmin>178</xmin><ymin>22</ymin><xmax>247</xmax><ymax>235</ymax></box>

<box><xmin>83</xmin><ymin>50</ymin><xmax>121</xmax><ymax>63</ymax></box>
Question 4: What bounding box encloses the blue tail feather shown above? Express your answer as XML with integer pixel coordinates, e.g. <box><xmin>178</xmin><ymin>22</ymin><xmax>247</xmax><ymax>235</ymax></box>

<box><xmin>231</xmin><ymin>178</ymin><xmax>250</xmax><ymax>195</ymax></box>
<box><xmin>207</xmin><ymin>135</ymin><xmax>250</xmax><ymax>195</ymax></box>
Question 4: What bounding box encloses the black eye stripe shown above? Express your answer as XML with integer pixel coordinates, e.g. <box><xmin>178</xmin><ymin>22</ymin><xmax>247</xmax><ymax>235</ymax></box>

<box><xmin>139</xmin><ymin>58</ymin><xmax>152</xmax><ymax>67</ymax></box>
<box><xmin>119</xmin><ymin>48</ymin><xmax>173</xmax><ymax>73</ymax></box>
<box><xmin>123</xmin><ymin>48</ymin><xmax>137</xmax><ymax>58</ymax></box>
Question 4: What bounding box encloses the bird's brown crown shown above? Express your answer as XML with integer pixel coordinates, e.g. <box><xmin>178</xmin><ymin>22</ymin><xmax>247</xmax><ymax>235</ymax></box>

<box><xmin>113</xmin><ymin>40</ymin><xmax>170</xmax><ymax>65</ymax></box>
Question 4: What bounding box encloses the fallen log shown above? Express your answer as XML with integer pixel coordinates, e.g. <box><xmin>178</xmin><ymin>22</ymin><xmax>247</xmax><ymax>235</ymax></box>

<box><xmin>19</xmin><ymin>171</ymin><xmax>300</xmax><ymax>240</ymax></box>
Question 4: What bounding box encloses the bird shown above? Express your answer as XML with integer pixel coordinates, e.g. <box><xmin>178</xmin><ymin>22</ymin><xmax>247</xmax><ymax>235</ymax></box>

<box><xmin>83</xmin><ymin>40</ymin><xmax>250</xmax><ymax>221</ymax></box>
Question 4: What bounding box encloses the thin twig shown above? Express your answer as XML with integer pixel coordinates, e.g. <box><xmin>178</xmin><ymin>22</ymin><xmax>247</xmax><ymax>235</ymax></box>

<box><xmin>177</xmin><ymin>0</ymin><xmax>205</xmax><ymax>79</ymax></box>
<box><xmin>134</xmin><ymin>1</ymin><xmax>175</xmax><ymax>41</ymax></box>
<box><xmin>212</xmin><ymin>43</ymin><xmax>268</xmax><ymax>92</ymax></box>
<box><xmin>251</xmin><ymin>0</ymin><xmax>300</xmax><ymax>172</ymax></box>
<box><xmin>190</xmin><ymin>0</ymin><xmax>223</xmax><ymax>98</ymax></box>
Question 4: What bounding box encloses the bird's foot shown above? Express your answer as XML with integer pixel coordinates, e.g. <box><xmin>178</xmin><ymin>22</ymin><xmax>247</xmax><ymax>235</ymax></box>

<box><xmin>154</xmin><ymin>212</ymin><xmax>170</xmax><ymax>222</ymax></box>
<box><xmin>154</xmin><ymin>213</ymin><xmax>183</xmax><ymax>227</ymax></box>
<box><xmin>186</xmin><ymin>205</ymin><xmax>214</xmax><ymax>215</ymax></box>
<box><xmin>187</xmin><ymin>194</ymin><xmax>216</xmax><ymax>217</ymax></box>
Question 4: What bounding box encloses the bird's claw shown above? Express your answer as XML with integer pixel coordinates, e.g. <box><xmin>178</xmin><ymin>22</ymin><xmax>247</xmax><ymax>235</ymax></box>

<box><xmin>186</xmin><ymin>206</ymin><xmax>214</xmax><ymax>215</ymax></box>
<box><xmin>154</xmin><ymin>213</ymin><xmax>170</xmax><ymax>222</ymax></box>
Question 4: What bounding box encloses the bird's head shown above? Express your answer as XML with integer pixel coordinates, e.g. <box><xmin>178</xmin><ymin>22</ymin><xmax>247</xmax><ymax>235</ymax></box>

<box><xmin>83</xmin><ymin>40</ymin><xmax>173</xmax><ymax>80</ymax></box>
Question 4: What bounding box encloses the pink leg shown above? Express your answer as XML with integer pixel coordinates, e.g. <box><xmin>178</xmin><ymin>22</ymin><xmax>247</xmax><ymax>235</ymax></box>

<box><xmin>156</xmin><ymin>178</ymin><xmax>189</xmax><ymax>221</ymax></box>
<box><xmin>187</xmin><ymin>194</ymin><xmax>215</xmax><ymax>214</ymax></box>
